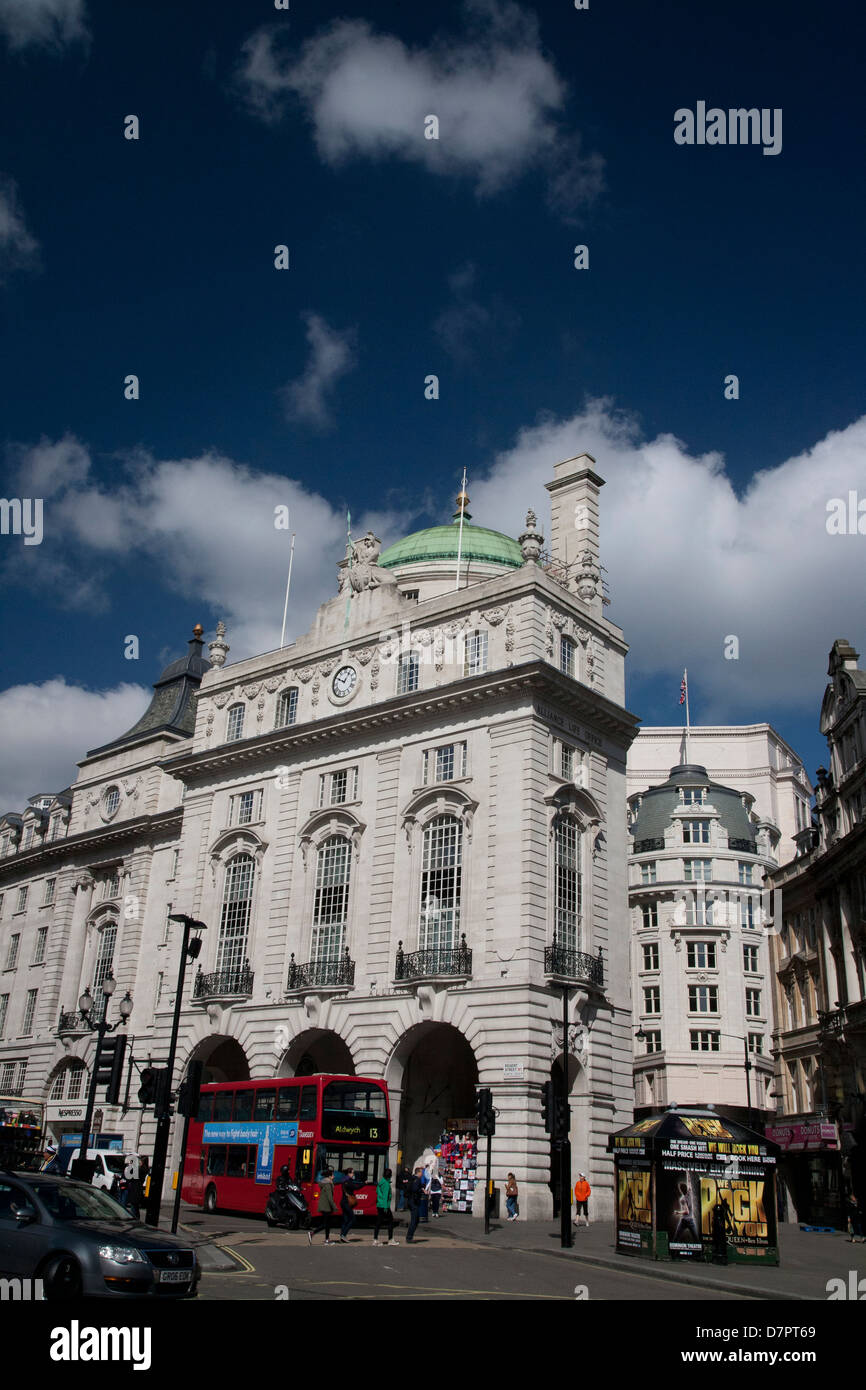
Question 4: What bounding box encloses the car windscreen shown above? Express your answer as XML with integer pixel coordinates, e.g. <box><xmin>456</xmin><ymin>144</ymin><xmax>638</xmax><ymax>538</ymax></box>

<box><xmin>29</xmin><ymin>1181</ymin><xmax>133</xmax><ymax>1221</ymax></box>
<box><xmin>103</xmin><ymin>1155</ymin><xmax>126</xmax><ymax>1174</ymax></box>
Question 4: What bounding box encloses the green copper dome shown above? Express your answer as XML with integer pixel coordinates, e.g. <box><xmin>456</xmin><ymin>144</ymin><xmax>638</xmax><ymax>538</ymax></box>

<box><xmin>379</xmin><ymin>522</ymin><xmax>523</xmax><ymax>570</ymax></box>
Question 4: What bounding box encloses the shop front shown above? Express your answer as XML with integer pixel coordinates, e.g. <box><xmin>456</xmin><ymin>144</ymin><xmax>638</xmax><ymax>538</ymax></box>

<box><xmin>609</xmin><ymin>1106</ymin><xmax>781</xmax><ymax>1266</ymax></box>
<box><xmin>765</xmin><ymin>1119</ymin><xmax>843</xmax><ymax>1228</ymax></box>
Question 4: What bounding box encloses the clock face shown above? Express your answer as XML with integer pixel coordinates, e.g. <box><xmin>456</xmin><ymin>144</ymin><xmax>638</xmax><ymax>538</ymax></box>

<box><xmin>332</xmin><ymin>665</ymin><xmax>358</xmax><ymax>699</ymax></box>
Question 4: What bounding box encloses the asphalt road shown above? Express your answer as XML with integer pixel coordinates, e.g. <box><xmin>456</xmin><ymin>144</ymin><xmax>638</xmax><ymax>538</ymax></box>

<box><xmin>180</xmin><ymin>1212</ymin><xmax>748</xmax><ymax>1302</ymax></box>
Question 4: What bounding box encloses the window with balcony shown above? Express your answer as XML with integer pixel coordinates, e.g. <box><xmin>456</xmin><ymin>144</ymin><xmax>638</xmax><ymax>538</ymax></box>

<box><xmin>686</xmin><ymin>941</ymin><xmax>716</xmax><ymax>969</ymax></box>
<box><xmin>226</xmin><ymin>703</ymin><xmax>245</xmax><ymax>743</ymax></box>
<box><xmin>216</xmin><ymin>854</ymin><xmax>255</xmax><ymax>976</ymax></box>
<box><xmin>312</xmin><ymin>837</ymin><xmax>352</xmax><ymax>965</ymax></box>
<box><xmin>419</xmin><ymin>817</ymin><xmax>462</xmax><ymax>956</ymax></box>
<box><xmin>643</xmin><ymin>985</ymin><xmax>661</xmax><ymax>1014</ymax></box>
<box><xmin>554</xmin><ymin>816</ymin><xmax>582</xmax><ymax>953</ymax></box>
<box><xmin>642</xmin><ymin>942</ymin><xmax>659</xmax><ymax>971</ymax></box>
<box><xmin>690</xmin><ymin>1031</ymin><xmax>720</xmax><ymax>1052</ymax></box>
<box><xmin>90</xmin><ymin>924</ymin><xmax>118</xmax><ymax>1022</ymax></box>
<box><xmin>275</xmin><ymin>687</ymin><xmax>298</xmax><ymax>729</ymax></box>
<box><xmin>688</xmin><ymin>984</ymin><xmax>718</xmax><ymax>1013</ymax></box>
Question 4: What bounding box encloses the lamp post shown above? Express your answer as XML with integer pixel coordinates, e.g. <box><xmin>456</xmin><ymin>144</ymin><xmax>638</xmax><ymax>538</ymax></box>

<box><xmin>144</xmin><ymin>913</ymin><xmax>206</xmax><ymax>1227</ymax></box>
<box><xmin>69</xmin><ymin>977</ymin><xmax>133</xmax><ymax>1184</ymax></box>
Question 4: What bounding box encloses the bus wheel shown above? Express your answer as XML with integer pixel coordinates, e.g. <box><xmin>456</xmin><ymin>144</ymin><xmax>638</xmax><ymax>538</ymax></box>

<box><xmin>204</xmin><ymin>1185</ymin><xmax>217</xmax><ymax>1214</ymax></box>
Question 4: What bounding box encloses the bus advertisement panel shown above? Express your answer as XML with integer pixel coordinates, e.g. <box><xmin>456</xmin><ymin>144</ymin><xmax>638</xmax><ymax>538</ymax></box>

<box><xmin>181</xmin><ymin>1074</ymin><xmax>390</xmax><ymax>1220</ymax></box>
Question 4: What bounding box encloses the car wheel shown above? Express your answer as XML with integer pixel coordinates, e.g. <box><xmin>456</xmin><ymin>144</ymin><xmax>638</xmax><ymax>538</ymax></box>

<box><xmin>42</xmin><ymin>1255</ymin><xmax>83</xmax><ymax>1300</ymax></box>
<box><xmin>204</xmin><ymin>1185</ymin><xmax>217</xmax><ymax>1214</ymax></box>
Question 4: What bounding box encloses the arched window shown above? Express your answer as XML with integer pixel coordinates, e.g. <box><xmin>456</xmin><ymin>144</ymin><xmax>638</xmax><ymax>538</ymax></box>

<box><xmin>312</xmin><ymin>837</ymin><xmax>352</xmax><ymax>965</ymax></box>
<box><xmin>91</xmin><ymin>922</ymin><xmax>118</xmax><ymax>1021</ymax></box>
<box><xmin>554</xmin><ymin>816</ymin><xmax>582</xmax><ymax>952</ymax></box>
<box><xmin>226</xmin><ymin>703</ymin><xmax>245</xmax><ymax>743</ymax></box>
<box><xmin>217</xmin><ymin>854</ymin><xmax>255</xmax><ymax>974</ymax></box>
<box><xmin>398</xmin><ymin>650</ymin><xmax>420</xmax><ymax>695</ymax></box>
<box><xmin>419</xmin><ymin>816</ymin><xmax>462</xmax><ymax>954</ymax></box>
<box><xmin>275</xmin><ymin>688</ymin><xmax>298</xmax><ymax>729</ymax></box>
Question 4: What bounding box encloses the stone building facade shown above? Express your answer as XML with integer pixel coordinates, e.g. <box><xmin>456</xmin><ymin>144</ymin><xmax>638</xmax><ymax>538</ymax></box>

<box><xmin>0</xmin><ymin>453</ymin><xmax>638</xmax><ymax>1219</ymax></box>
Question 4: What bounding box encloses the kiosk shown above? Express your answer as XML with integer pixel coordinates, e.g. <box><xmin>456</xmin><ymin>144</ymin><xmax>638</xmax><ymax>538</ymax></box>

<box><xmin>608</xmin><ymin>1104</ymin><xmax>780</xmax><ymax>1266</ymax></box>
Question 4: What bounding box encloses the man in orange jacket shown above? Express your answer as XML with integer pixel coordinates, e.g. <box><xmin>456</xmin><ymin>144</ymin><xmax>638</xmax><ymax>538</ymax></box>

<box><xmin>574</xmin><ymin>1173</ymin><xmax>591</xmax><ymax>1227</ymax></box>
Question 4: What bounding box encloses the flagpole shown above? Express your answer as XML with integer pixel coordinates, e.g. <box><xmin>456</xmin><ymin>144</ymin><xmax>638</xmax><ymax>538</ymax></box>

<box><xmin>684</xmin><ymin>667</ymin><xmax>691</xmax><ymax>763</ymax></box>
<box><xmin>454</xmin><ymin>467</ymin><xmax>467</xmax><ymax>592</ymax></box>
<box><xmin>279</xmin><ymin>533</ymin><xmax>296</xmax><ymax>649</ymax></box>
<box><xmin>344</xmin><ymin>509</ymin><xmax>353</xmax><ymax>631</ymax></box>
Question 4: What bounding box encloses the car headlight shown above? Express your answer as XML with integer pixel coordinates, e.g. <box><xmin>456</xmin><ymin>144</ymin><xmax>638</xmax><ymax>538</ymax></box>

<box><xmin>98</xmin><ymin>1245</ymin><xmax>149</xmax><ymax>1265</ymax></box>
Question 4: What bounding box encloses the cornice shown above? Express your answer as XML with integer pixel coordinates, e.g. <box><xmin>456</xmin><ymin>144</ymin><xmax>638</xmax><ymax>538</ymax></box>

<box><xmin>0</xmin><ymin>808</ymin><xmax>182</xmax><ymax>883</ymax></box>
<box><xmin>163</xmin><ymin>661</ymin><xmax>641</xmax><ymax>783</ymax></box>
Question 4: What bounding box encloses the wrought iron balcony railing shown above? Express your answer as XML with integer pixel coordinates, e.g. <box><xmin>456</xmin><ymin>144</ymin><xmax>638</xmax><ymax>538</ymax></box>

<box><xmin>56</xmin><ymin>1010</ymin><xmax>88</xmax><ymax>1034</ymax></box>
<box><xmin>287</xmin><ymin>950</ymin><xmax>355</xmax><ymax>991</ymax></box>
<box><xmin>633</xmin><ymin>837</ymin><xmax>665</xmax><ymax>855</ymax></box>
<box><xmin>729</xmin><ymin>838</ymin><xmax>757</xmax><ymax>854</ymax></box>
<box><xmin>395</xmin><ymin>935</ymin><xmax>472</xmax><ymax>982</ymax></box>
<box><xmin>544</xmin><ymin>943</ymin><xmax>604</xmax><ymax>988</ymax></box>
<box><xmin>192</xmin><ymin>962</ymin><xmax>254</xmax><ymax>1001</ymax></box>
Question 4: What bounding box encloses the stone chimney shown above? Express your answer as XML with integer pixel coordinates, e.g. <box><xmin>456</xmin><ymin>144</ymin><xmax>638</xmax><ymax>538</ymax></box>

<box><xmin>544</xmin><ymin>453</ymin><xmax>605</xmax><ymax>608</ymax></box>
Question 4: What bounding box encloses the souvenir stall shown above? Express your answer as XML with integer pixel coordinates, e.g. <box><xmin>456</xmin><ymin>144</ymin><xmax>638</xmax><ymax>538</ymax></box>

<box><xmin>438</xmin><ymin>1128</ymin><xmax>478</xmax><ymax>1213</ymax></box>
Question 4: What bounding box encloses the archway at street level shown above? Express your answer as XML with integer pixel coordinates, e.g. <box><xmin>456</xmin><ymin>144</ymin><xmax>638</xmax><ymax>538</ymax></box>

<box><xmin>387</xmin><ymin>1022</ymin><xmax>479</xmax><ymax>1167</ymax></box>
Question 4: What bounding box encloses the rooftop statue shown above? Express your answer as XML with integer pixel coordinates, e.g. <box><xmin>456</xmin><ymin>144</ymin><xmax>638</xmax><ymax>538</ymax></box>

<box><xmin>340</xmin><ymin>531</ymin><xmax>399</xmax><ymax>595</ymax></box>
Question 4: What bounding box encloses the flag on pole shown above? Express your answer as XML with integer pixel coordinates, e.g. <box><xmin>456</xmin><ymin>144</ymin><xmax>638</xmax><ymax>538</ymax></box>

<box><xmin>679</xmin><ymin>671</ymin><xmax>687</xmax><ymax>705</ymax></box>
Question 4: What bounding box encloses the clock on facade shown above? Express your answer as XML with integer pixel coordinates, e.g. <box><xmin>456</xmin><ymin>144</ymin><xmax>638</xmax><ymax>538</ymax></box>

<box><xmin>331</xmin><ymin>665</ymin><xmax>358</xmax><ymax>700</ymax></box>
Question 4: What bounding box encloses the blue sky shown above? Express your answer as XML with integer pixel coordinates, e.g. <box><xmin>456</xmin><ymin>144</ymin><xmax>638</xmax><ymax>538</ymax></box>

<box><xmin>1</xmin><ymin>0</ymin><xmax>864</xmax><ymax>808</ymax></box>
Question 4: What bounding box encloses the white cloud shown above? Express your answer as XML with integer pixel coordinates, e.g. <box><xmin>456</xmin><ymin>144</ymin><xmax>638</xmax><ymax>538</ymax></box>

<box><xmin>0</xmin><ymin>679</ymin><xmax>148</xmax><ymax>812</ymax></box>
<box><xmin>238</xmin><ymin>2</ymin><xmax>603</xmax><ymax>214</ymax></box>
<box><xmin>280</xmin><ymin>313</ymin><xmax>357</xmax><ymax>429</ymax></box>
<box><xmin>0</xmin><ymin>175</ymin><xmax>39</xmax><ymax>279</ymax></box>
<box><xmin>433</xmin><ymin>262</ymin><xmax>520</xmax><ymax>363</ymax></box>
<box><xmin>468</xmin><ymin>401</ymin><xmax>866</xmax><ymax>714</ymax></box>
<box><xmin>0</xmin><ymin>0</ymin><xmax>87</xmax><ymax>52</ymax></box>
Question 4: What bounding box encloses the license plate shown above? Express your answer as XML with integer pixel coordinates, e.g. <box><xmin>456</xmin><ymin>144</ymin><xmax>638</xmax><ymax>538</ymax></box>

<box><xmin>157</xmin><ymin>1269</ymin><xmax>191</xmax><ymax>1283</ymax></box>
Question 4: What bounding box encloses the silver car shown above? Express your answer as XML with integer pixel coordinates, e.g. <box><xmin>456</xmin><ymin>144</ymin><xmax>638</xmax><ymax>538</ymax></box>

<box><xmin>0</xmin><ymin>1172</ymin><xmax>200</xmax><ymax>1299</ymax></box>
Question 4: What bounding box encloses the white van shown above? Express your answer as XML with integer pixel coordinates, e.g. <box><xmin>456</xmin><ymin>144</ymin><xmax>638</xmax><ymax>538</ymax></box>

<box><xmin>66</xmin><ymin>1148</ymin><xmax>134</xmax><ymax>1192</ymax></box>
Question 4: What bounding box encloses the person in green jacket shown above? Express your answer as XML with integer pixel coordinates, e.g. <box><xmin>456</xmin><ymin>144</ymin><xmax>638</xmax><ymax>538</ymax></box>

<box><xmin>307</xmin><ymin>1167</ymin><xmax>337</xmax><ymax>1244</ymax></box>
<box><xmin>373</xmin><ymin>1167</ymin><xmax>399</xmax><ymax>1245</ymax></box>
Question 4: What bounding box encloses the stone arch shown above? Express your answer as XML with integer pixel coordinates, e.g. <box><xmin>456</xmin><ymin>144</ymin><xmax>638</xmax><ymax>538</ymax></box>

<box><xmin>184</xmin><ymin>1033</ymin><xmax>250</xmax><ymax>1084</ymax></box>
<box><xmin>385</xmin><ymin>1021</ymin><xmax>479</xmax><ymax>1167</ymax></box>
<box><xmin>278</xmin><ymin>1028</ymin><xmax>355</xmax><ymax>1078</ymax></box>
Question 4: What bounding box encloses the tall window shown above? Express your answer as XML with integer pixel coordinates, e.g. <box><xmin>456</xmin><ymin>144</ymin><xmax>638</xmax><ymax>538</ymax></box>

<box><xmin>640</xmin><ymin>862</ymin><xmax>657</xmax><ymax>885</ymax></box>
<box><xmin>419</xmin><ymin>817</ymin><xmax>462</xmax><ymax>955</ymax></box>
<box><xmin>50</xmin><ymin>815</ymin><xmax>63</xmax><ymax>841</ymax></box>
<box><xmin>741</xmin><ymin>895</ymin><xmax>756</xmax><ymax>929</ymax></box>
<box><xmin>22</xmin><ymin>824</ymin><xmax>34</xmax><ymax>850</ymax></box>
<box><xmin>738</xmin><ymin>862</ymin><xmax>753</xmax><ymax>885</ymax></box>
<box><xmin>16</xmin><ymin>886</ymin><xmax>28</xmax><ymax>913</ymax></box>
<box><xmin>226</xmin><ymin>703</ymin><xmax>245</xmax><ymax>743</ymax></box>
<box><xmin>745</xmin><ymin>987</ymin><xmax>762</xmax><ymax>1017</ymax></box>
<box><xmin>91</xmin><ymin>923</ymin><xmax>118</xmax><ymax>1021</ymax></box>
<box><xmin>642</xmin><ymin>942</ymin><xmax>659</xmax><ymax>971</ymax></box>
<box><xmin>5</xmin><ymin>935</ymin><xmax>20</xmax><ymax>970</ymax></box>
<box><xmin>641</xmin><ymin>903</ymin><xmax>658</xmax><ymax>930</ymax></box>
<box><xmin>33</xmin><ymin>927</ymin><xmax>48</xmax><ymax>964</ymax></box>
<box><xmin>398</xmin><ymin>651</ymin><xmax>420</xmax><ymax>695</ymax></box>
<box><xmin>560</xmin><ymin>635</ymin><xmax>576</xmax><ymax>677</ymax></box>
<box><xmin>217</xmin><ymin>854</ymin><xmax>255</xmax><ymax>975</ymax></box>
<box><xmin>275</xmin><ymin>688</ymin><xmax>298</xmax><ymax>729</ymax></box>
<box><xmin>42</xmin><ymin>878</ymin><xmax>56</xmax><ymax>906</ymax></box>
<box><xmin>743</xmin><ymin>944</ymin><xmax>759</xmax><ymax>972</ymax></box>
<box><xmin>51</xmin><ymin>1069</ymin><xmax>66</xmax><ymax>1099</ymax></box>
<box><xmin>0</xmin><ymin>995</ymin><xmax>8</xmax><ymax>1038</ymax></box>
<box><xmin>559</xmin><ymin>743</ymin><xmax>575</xmax><ymax>781</ymax></box>
<box><xmin>643</xmin><ymin>986</ymin><xmax>661</xmax><ymax>1014</ymax></box>
<box><xmin>103</xmin><ymin>872</ymin><xmax>120</xmax><ymax>900</ymax></box>
<box><xmin>22</xmin><ymin>989</ymin><xmax>38</xmax><ymax>1035</ymax></box>
<box><xmin>312</xmin><ymin>837</ymin><xmax>352</xmax><ymax>964</ymax></box>
<box><xmin>554</xmin><ymin>817</ymin><xmax>581</xmax><ymax>952</ymax></box>
<box><xmin>463</xmin><ymin>630</ymin><xmax>488</xmax><ymax>678</ymax></box>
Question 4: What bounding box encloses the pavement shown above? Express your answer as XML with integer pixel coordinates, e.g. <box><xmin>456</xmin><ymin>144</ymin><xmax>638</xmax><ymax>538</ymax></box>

<box><xmin>169</xmin><ymin>1204</ymin><xmax>866</xmax><ymax>1300</ymax></box>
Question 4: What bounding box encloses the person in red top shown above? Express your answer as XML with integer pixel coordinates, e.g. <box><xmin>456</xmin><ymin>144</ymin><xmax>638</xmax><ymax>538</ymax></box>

<box><xmin>574</xmin><ymin>1173</ymin><xmax>591</xmax><ymax>1227</ymax></box>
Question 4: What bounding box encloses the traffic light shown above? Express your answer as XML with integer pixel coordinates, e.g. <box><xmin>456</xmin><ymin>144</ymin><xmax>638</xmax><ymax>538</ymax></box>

<box><xmin>476</xmin><ymin>1087</ymin><xmax>495</xmax><ymax>1137</ymax></box>
<box><xmin>540</xmin><ymin>1080</ymin><xmax>556</xmax><ymax>1134</ymax></box>
<box><xmin>138</xmin><ymin>1066</ymin><xmax>171</xmax><ymax>1112</ymax></box>
<box><xmin>95</xmin><ymin>1033</ymin><xmax>128</xmax><ymax>1106</ymax></box>
<box><xmin>177</xmin><ymin>1060</ymin><xmax>203</xmax><ymax>1118</ymax></box>
<box><xmin>553</xmin><ymin>1096</ymin><xmax>569</xmax><ymax>1141</ymax></box>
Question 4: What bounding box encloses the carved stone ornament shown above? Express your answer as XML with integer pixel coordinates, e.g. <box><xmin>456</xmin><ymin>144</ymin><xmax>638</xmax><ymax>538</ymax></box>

<box><xmin>370</xmin><ymin>658</ymin><xmax>380</xmax><ymax>692</ymax></box>
<box><xmin>545</xmin><ymin>616</ymin><xmax>554</xmax><ymax>658</ymax></box>
<box><xmin>416</xmin><ymin>629</ymin><xmax>433</xmax><ymax>647</ymax></box>
<box><xmin>244</xmin><ymin>683</ymin><xmax>261</xmax><ymax>700</ymax></box>
<box><xmin>486</xmin><ymin>607</ymin><xmax>506</xmax><ymax>626</ymax></box>
<box><xmin>122</xmin><ymin>776</ymin><xmax>141</xmax><ymax>799</ymax></box>
<box><xmin>356</xmin><ymin>647</ymin><xmax>374</xmax><ymax>666</ymax></box>
<box><xmin>319</xmin><ymin>661</ymin><xmax>334</xmax><ymax>678</ymax></box>
<box><xmin>311</xmin><ymin>677</ymin><xmax>320</xmax><ymax>707</ymax></box>
<box><xmin>212</xmin><ymin>690</ymin><xmax>232</xmax><ymax>709</ymax></box>
<box><xmin>505</xmin><ymin>613</ymin><xmax>515</xmax><ymax>653</ymax></box>
<box><xmin>74</xmin><ymin>872</ymin><xmax>94</xmax><ymax>893</ymax></box>
<box><xmin>552</xmin><ymin>610</ymin><xmax>567</xmax><ymax>630</ymax></box>
<box><xmin>295</xmin><ymin>667</ymin><xmax>315</xmax><ymax>684</ymax></box>
<box><xmin>519</xmin><ymin>510</ymin><xmax>544</xmax><ymax>562</ymax></box>
<box><xmin>265</xmin><ymin>676</ymin><xmax>283</xmax><ymax>693</ymax></box>
<box><xmin>575</xmin><ymin>550</ymin><xmax>600</xmax><ymax>602</ymax></box>
<box><xmin>208</xmin><ymin>621</ymin><xmax>230</xmax><ymax>669</ymax></box>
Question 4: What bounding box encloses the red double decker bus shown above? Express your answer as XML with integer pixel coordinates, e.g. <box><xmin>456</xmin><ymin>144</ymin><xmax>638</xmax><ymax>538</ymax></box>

<box><xmin>181</xmin><ymin>1074</ymin><xmax>390</xmax><ymax>1222</ymax></box>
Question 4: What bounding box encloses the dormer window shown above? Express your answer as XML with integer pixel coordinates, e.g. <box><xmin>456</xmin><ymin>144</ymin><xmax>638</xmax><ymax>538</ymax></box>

<box><xmin>22</xmin><ymin>824</ymin><xmax>34</xmax><ymax>850</ymax></box>
<box><xmin>226</xmin><ymin>704</ymin><xmax>245</xmax><ymax>743</ymax></box>
<box><xmin>682</xmin><ymin>788</ymin><xmax>705</xmax><ymax>806</ymax></box>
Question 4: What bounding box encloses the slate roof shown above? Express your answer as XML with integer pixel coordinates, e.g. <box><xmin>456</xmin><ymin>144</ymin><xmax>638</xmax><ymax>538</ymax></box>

<box><xmin>630</xmin><ymin>763</ymin><xmax>757</xmax><ymax>847</ymax></box>
<box><xmin>85</xmin><ymin>632</ymin><xmax>211</xmax><ymax>758</ymax></box>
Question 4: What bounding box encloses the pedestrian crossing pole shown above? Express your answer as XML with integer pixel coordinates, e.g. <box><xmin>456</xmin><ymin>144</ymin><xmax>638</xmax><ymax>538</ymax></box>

<box><xmin>560</xmin><ymin>983</ymin><xmax>573</xmax><ymax>1249</ymax></box>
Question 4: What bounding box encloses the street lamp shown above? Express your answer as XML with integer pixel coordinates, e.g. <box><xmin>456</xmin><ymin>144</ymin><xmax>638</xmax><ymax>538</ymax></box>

<box><xmin>144</xmin><ymin>913</ymin><xmax>206</xmax><ymax>1227</ymax></box>
<box><xmin>70</xmin><ymin>976</ymin><xmax>133</xmax><ymax>1184</ymax></box>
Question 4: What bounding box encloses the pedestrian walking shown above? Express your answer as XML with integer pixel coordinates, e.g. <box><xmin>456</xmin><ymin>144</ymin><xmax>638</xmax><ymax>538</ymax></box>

<box><xmin>308</xmin><ymin>1167</ymin><xmax>337</xmax><ymax>1244</ymax></box>
<box><xmin>420</xmin><ymin>1164</ymin><xmax>431</xmax><ymax>1222</ymax></box>
<box><xmin>405</xmin><ymin>1166</ymin><xmax>424</xmax><ymax>1242</ymax></box>
<box><xmin>396</xmin><ymin>1166</ymin><xmax>409</xmax><ymax>1211</ymax></box>
<box><xmin>574</xmin><ymin>1172</ymin><xmax>591</xmax><ymax>1227</ymax></box>
<box><xmin>846</xmin><ymin>1190</ymin><xmax>865</xmax><ymax>1243</ymax></box>
<box><xmin>505</xmin><ymin>1172</ymin><xmax>519</xmax><ymax>1221</ymax></box>
<box><xmin>372</xmin><ymin>1167</ymin><xmax>399</xmax><ymax>1245</ymax></box>
<box><xmin>338</xmin><ymin>1166</ymin><xmax>360</xmax><ymax>1242</ymax></box>
<box><xmin>430</xmin><ymin>1171</ymin><xmax>443</xmax><ymax>1217</ymax></box>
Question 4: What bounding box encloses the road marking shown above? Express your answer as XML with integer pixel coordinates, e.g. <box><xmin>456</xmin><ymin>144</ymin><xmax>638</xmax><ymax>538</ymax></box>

<box><xmin>216</xmin><ymin>1246</ymin><xmax>256</xmax><ymax>1273</ymax></box>
<box><xmin>295</xmin><ymin>1280</ymin><xmax>572</xmax><ymax>1299</ymax></box>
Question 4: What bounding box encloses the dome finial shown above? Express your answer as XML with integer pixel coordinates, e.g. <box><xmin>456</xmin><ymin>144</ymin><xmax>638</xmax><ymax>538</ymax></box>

<box><xmin>453</xmin><ymin>477</ymin><xmax>472</xmax><ymax>524</ymax></box>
